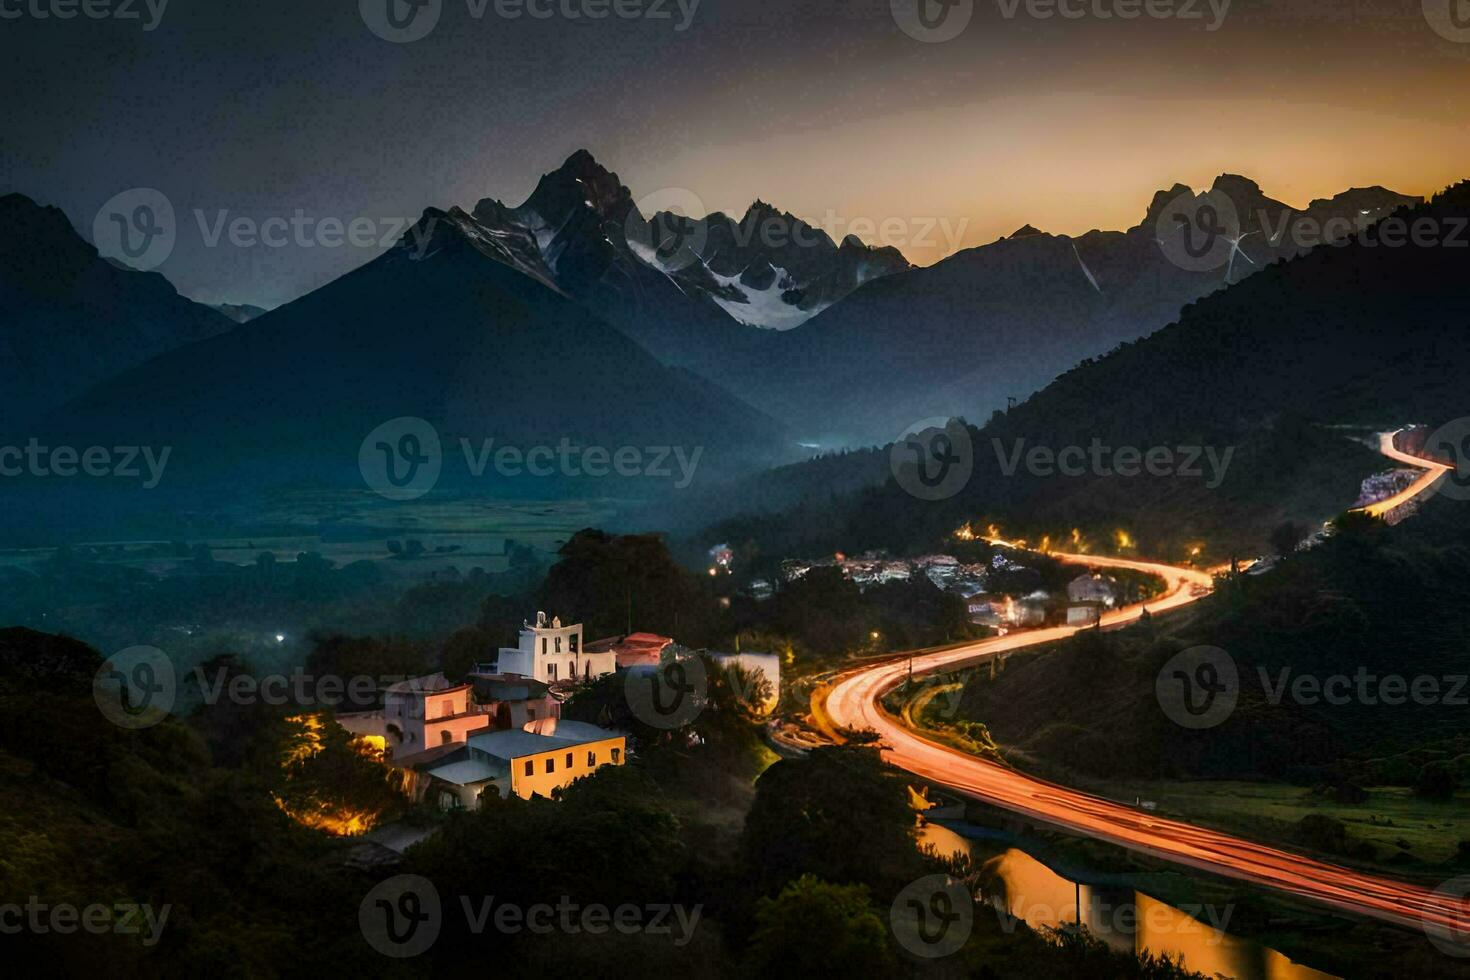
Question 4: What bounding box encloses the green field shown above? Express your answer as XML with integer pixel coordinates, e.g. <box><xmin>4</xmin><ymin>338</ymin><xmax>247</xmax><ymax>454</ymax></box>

<box><xmin>1082</xmin><ymin>779</ymin><xmax>1469</xmax><ymax>869</ymax></box>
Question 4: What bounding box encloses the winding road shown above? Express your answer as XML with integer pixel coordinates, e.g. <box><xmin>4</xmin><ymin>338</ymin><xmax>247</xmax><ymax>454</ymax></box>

<box><xmin>820</xmin><ymin>430</ymin><xmax>1467</xmax><ymax>938</ymax></box>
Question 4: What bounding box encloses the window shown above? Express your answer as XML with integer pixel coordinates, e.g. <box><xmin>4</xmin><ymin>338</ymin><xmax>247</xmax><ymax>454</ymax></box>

<box><xmin>548</xmin><ymin>663</ymin><xmax>557</xmax><ymax>681</ymax></box>
<box><xmin>570</xmin><ymin>634</ymin><xmax>579</xmax><ymax>653</ymax></box>
<box><xmin>541</xmin><ymin>638</ymin><xmax>547</xmax><ymax>654</ymax></box>
<box><xmin>440</xmin><ymin>730</ymin><xmax>452</xmax><ymax>745</ymax></box>
<box><xmin>587</xmin><ymin>751</ymin><xmax>596</xmax><ymax>766</ymax></box>
<box><xmin>527</xmin><ymin>706</ymin><xmax>536</xmax><ymax>720</ymax></box>
<box><xmin>524</xmin><ymin>760</ymin><xmax>533</xmax><ymax>776</ymax></box>
<box><xmin>555</xmin><ymin>636</ymin><xmax>562</xmax><ymax>653</ymax></box>
<box><xmin>565</xmin><ymin>752</ymin><xmax>573</xmax><ymax>769</ymax></box>
<box><xmin>545</xmin><ymin>757</ymin><xmax>555</xmax><ymax>774</ymax></box>
<box><xmin>611</xmin><ymin>748</ymin><xmax>621</xmax><ymax>763</ymax></box>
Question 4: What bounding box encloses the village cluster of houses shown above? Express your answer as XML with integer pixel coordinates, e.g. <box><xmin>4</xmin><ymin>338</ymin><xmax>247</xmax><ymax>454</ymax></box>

<box><xmin>339</xmin><ymin>612</ymin><xmax>779</xmax><ymax>812</ymax></box>
<box><xmin>777</xmin><ymin>549</ymin><xmax>1122</xmax><ymax>632</ymax></box>
<box><xmin>964</xmin><ymin>575</ymin><xmax>1123</xmax><ymax>628</ymax></box>
<box><xmin>966</xmin><ymin>572</ymin><xmax>1122</xmax><ymax>630</ymax></box>
<box><xmin>780</xmin><ymin>551</ymin><xmax>990</xmax><ymax>594</ymax></box>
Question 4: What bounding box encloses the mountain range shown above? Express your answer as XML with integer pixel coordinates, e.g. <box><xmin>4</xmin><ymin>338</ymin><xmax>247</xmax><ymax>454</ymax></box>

<box><xmin>709</xmin><ymin>174</ymin><xmax>1420</xmax><ymax>445</ymax></box>
<box><xmin>705</xmin><ymin>181</ymin><xmax>1470</xmax><ymax>559</ymax></box>
<box><xmin>368</xmin><ymin>152</ymin><xmax>1417</xmax><ymax>448</ymax></box>
<box><xmin>0</xmin><ymin>152</ymin><xmax>1430</xmax><ymax>523</ymax></box>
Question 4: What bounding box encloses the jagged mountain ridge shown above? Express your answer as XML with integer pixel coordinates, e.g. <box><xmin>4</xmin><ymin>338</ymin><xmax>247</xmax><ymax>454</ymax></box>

<box><xmin>716</xmin><ymin>174</ymin><xmax>1420</xmax><ymax>444</ymax></box>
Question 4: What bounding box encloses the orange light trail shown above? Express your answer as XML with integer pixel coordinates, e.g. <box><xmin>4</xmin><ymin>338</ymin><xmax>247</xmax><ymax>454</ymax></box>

<box><xmin>822</xmin><ymin>431</ymin><xmax>1464</xmax><ymax>935</ymax></box>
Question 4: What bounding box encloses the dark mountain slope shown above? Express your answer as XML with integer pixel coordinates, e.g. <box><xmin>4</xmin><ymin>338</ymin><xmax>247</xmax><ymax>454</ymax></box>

<box><xmin>0</xmin><ymin>194</ymin><xmax>235</xmax><ymax>426</ymax></box>
<box><xmin>37</xmin><ymin>212</ymin><xmax>791</xmax><ymax>493</ymax></box>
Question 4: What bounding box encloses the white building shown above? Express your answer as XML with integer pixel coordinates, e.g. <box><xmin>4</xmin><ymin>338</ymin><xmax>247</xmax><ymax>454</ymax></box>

<box><xmin>495</xmin><ymin>611</ymin><xmax>616</xmax><ymax>684</ymax></box>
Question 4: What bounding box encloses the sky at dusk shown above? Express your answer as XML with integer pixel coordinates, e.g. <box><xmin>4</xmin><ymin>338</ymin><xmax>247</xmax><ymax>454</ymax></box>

<box><xmin>4</xmin><ymin>0</ymin><xmax>1469</xmax><ymax>307</ymax></box>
